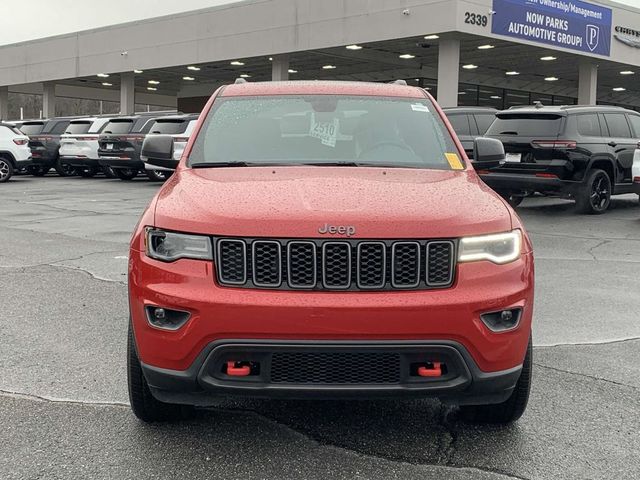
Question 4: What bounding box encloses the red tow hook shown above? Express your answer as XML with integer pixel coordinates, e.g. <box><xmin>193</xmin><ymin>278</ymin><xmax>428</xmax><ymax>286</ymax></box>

<box><xmin>226</xmin><ymin>361</ymin><xmax>251</xmax><ymax>377</ymax></box>
<box><xmin>418</xmin><ymin>362</ymin><xmax>443</xmax><ymax>378</ymax></box>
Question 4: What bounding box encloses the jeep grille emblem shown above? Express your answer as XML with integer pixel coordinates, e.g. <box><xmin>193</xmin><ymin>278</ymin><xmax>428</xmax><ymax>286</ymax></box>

<box><xmin>318</xmin><ymin>223</ymin><xmax>356</xmax><ymax>237</ymax></box>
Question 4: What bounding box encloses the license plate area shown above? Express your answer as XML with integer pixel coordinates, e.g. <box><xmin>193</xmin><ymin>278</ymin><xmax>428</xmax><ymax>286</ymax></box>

<box><xmin>505</xmin><ymin>153</ymin><xmax>522</xmax><ymax>163</ymax></box>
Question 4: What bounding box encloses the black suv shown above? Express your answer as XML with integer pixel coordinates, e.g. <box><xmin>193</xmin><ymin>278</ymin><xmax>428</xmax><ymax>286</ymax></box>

<box><xmin>444</xmin><ymin>107</ymin><xmax>497</xmax><ymax>158</ymax></box>
<box><xmin>480</xmin><ymin>105</ymin><xmax>639</xmax><ymax>213</ymax></box>
<box><xmin>97</xmin><ymin>112</ymin><xmax>174</xmax><ymax>180</ymax></box>
<box><xmin>19</xmin><ymin>117</ymin><xmax>80</xmax><ymax>176</ymax></box>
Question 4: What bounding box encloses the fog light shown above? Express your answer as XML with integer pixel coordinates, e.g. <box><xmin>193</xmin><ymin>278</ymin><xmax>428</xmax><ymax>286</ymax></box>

<box><xmin>145</xmin><ymin>306</ymin><xmax>190</xmax><ymax>331</ymax></box>
<box><xmin>480</xmin><ymin>308</ymin><xmax>522</xmax><ymax>332</ymax></box>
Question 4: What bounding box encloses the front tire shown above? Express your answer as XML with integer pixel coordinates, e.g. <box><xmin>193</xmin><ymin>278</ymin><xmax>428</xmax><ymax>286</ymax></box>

<box><xmin>54</xmin><ymin>157</ymin><xmax>77</xmax><ymax>177</ymax></box>
<box><xmin>77</xmin><ymin>166</ymin><xmax>99</xmax><ymax>178</ymax></box>
<box><xmin>27</xmin><ymin>165</ymin><xmax>50</xmax><ymax>176</ymax></box>
<box><xmin>575</xmin><ymin>169</ymin><xmax>611</xmax><ymax>214</ymax></box>
<box><xmin>460</xmin><ymin>337</ymin><xmax>532</xmax><ymax>425</ymax></box>
<box><xmin>114</xmin><ymin>168</ymin><xmax>138</xmax><ymax>180</ymax></box>
<box><xmin>0</xmin><ymin>157</ymin><xmax>14</xmax><ymax>182</ymax></box>
<box><xmin>127</xmin><ymin>325</ymin><xmax>192</xmax><ymax>422</ymax></box>
<box><xmin>145</xmin><ymin>169</ymin><xmax>172</xmax><ymax>182</ymax></box>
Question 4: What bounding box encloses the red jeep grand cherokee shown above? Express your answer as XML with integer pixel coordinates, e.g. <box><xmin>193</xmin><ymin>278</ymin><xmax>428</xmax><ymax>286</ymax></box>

<box><xmin>128</xmin><ymin>80</ymin><xmax>534</xmax><ymax>424</ymax></box>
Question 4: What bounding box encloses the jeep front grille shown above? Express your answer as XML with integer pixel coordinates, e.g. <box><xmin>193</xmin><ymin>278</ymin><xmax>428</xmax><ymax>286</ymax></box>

<box><xmin>215</xmin><ymin>237</ymin><xmax>455</xmax><ymax>291</ymax></box>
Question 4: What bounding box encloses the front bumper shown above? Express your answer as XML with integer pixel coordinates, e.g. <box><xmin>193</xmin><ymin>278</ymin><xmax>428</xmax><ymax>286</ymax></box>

<box><xmin>60</xmin><ymin>156</ymin><xmax>100</xmax><ymax>168</ymax></box>
<box><xmin>130</xmin><ymin>246</ymin><xmax>534</xmax><ymax>375</ymax></box>
<box><xmin>15</xmin><ymin>157</ymin><xmax>33</xmax><ymax>169</ymax></box>
<box><xmin>480</xmin><ymin>172</ymin><xmax>573</xmax><ymax>194</ymax></box>
<box><xmin>98</xmin><ymin>156</ymin><xmax>144</xmax><ymax>169</ymax></box>
<box><xmin>141</xmin><ymin>339</ymin><xmax>523</xmax><ymax>405</ymax></box>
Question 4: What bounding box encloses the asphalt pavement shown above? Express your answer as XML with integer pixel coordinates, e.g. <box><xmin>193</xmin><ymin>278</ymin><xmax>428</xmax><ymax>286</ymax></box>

<box><xmin>1</xmin><ymin>174</ymin><xmax>639</xmax><ymax>480</ymax></box>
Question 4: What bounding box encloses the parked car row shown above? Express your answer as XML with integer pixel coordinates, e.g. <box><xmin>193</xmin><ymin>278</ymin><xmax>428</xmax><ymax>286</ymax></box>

<box><xmin>444</xmin><ymin>104</ymin><xmax>640</xmax><ymax>214</ymax></box>
<box><xmin>0</xmin><ymin>111</ymin><xmax>197</xmax><ymax>182</ymax></box>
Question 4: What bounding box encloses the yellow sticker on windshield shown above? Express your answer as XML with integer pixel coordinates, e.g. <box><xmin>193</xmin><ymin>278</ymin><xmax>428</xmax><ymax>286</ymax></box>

<box><xmin>445</xmin><ymin>153</ymin><xmax>464</xmax><ymax>170</ymax></box>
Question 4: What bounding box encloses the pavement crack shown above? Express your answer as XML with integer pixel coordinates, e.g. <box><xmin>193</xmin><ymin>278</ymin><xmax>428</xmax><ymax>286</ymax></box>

<box><xmin>534</xmin><ymin>363</ymin><xmax>638</xmax><ymax>390</ymax></box>
<box><xmin>536</xmin><ymin>337</ymin><xmax>640</xmax><ymax>348</ymax></box>
<box><xmin>212</xmin><ymin>405</ymin><xmax>527</xmax><ymax>479</ymax></box>
<box><xmin>585</xmin><ymin>239</ymin><xmax>611</xmax><ymax>260</ymax></box>
<box><xmin>0</xmin><ymin>389</ymin><xmax>128</xmax><ymax>408</ymax></box>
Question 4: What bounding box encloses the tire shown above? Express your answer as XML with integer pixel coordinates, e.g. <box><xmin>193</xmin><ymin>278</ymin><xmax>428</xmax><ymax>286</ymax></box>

<box><xmin>460</xmin><ymin>337</ymin><xmax>532</xmax><ymax>425</ymax></box>
<box><xmin>496</xmin><ymin>190</ymin><xmax>524</xmax><ymax>208</ymax></box>
<box><xmin>127</xmin><ymin>325</ymin><xmax>192</xmax><ymax>422</ymax></box>
<box><xmin>145</xmin><ymin>169</ymin><xmax>172</xmax><ymax>182</ymax></box>
<box><xmin>54</xmin><ymin>157</ymin><xmax>77</xmax><ymax>177</ymax></box>
<box><xmin>575</xmin><ymin>169</ymin><xmax>611</xmax><ymax>214</ymax></box>
<box><xmin>0</xmin><ymin>157</ymin><xmax>14</xmax><ymax>183</ymax></box>
<box><xmin>27</xmin><ymin>165</ymin><xmax>50</xmax><ymax>176</ymax></box>
<box><xmin>114</xmin><ymin>168</ymin><xmax>139</xmax><ymax>180</ymax></box>
<box><xmin>77</xmin><ymin>166</ymin><xmax>99</xmax><ymax>178</ymax></box>
<box><xmin>102</xmin><ymin>166</ymin><xmax>117</xmax><ymax>179</ymax></box>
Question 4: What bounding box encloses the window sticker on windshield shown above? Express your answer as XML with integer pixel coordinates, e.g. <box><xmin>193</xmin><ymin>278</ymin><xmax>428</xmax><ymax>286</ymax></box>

<box><xmin>445</xmin><ymin>152</ymin><xmax>464</xmax><ymax>170</ymax></box>
<box><xmin>309</xmin><ymin>118</ymin><xmax>339</xmax><ymax>147</ymax></box>
<box><xmin>411</xmin><ymin>104</ymin><xmax>429</xmax><ymax>112</ymax></box>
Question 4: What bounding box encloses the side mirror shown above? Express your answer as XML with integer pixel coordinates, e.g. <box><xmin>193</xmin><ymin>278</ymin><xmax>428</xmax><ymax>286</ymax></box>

<box><xmin>140</xmin><ymin>135</ymin><xmax>173</xmax><ymax>161</ymax></box>
<box><xmin>472</xmin><ymin>137</ymin><xmax>505</xmax><ymax>169</ymax></box>
<box><xmin>141</xmin><ymin>135</ymin><xmax>175</xmax><ymax>168</ymax></box>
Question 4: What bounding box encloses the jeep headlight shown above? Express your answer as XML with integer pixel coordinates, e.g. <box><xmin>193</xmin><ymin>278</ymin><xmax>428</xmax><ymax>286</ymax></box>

<box><xmin>145</xmin><ymin>228</ymin><xmax>213</xmax><ymax>262</ymax></box>
<box><xmin>458</xmin><ymin>230</ymin><xmax>522</xmax><ymax>265</ymax></box>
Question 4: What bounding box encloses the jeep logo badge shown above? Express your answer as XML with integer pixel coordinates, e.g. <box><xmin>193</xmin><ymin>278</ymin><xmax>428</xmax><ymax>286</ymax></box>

<box><xmin>318</xmin><ymin>223</ymin><xmax>356</xmax><ymax>237</ymax></box>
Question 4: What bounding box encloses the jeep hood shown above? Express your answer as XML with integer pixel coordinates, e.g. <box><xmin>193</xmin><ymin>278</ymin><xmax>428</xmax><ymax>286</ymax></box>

<box><xmin>154</xmin><ymin>167</ymin><xmax>512</xmax><ymax>238</ymax></box>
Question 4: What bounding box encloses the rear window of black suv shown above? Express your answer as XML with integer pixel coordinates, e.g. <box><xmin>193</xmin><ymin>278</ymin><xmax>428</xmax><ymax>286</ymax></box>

<box><xmin>486</xmin><ymin>113</ymin><xmax>564</xmax><ymax>137</ymax></box>
<box><xmin>103</xmin><ymin>120</ymin><xmax>134</xmax><ymax>134</ymax></box>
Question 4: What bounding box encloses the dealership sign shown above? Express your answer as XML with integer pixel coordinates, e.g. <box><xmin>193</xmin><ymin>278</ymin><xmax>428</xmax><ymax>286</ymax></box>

<box><xmin>491</xmin><ymin>0</ymin><xmax>612</xmax><ymax>56</ymax></box>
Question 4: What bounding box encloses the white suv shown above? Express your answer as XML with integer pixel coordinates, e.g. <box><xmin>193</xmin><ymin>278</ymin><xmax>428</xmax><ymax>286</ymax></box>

<box><xmin>0</xmin><ymin>122</ymin><xmax>31</xmax><ymax>182</ymax></box>
<box><xmin>141</xmin><ymin>114</ymin><xmax>198</xmax><ymax>181</ymax></box>
<box><xmin>59</xmin><ymin>117</ymin><xmax>119</xmax><ymax>177</ymax></box>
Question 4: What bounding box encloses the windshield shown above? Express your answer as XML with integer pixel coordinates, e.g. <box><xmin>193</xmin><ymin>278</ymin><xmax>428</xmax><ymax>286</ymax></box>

<box><xmin>189</xmin><ymin>95</ymin><xmax>462</xmax><ymax>170</ymax></box>
<box><xmin>20</xmin><ymin>123</ymin><xmax>44</xmax><ymax>135</ymax></box>
<box><xmin>486</xmin><ymin>114</ymin><xmax>564</xmax><ymax>137</ymax></box>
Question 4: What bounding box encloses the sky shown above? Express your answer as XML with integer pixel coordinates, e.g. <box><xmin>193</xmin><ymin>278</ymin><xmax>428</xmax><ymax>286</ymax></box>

<box><xmin>0</xmin><ymin>0</ymin><xmax>639</xmax><ymax>46</ymax></box>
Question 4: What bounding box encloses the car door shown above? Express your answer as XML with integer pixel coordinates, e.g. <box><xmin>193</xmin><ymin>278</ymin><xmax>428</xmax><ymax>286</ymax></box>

<box><xmin>601</xmin><ymin>113</ymin><xmax>635</xmax><ymax>184</ymax></box>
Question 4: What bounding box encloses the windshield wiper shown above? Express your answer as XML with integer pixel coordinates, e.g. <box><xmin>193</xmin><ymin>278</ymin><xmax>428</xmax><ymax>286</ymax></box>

<box><xmin>300</xmin><ymin>161</ymin><xmax>361</xmax><ymax>167</ymax></box>
<box><xmin>191</xmin><ymin>161</ymin><xmax>251</xmax><ymax>168</ymax></box>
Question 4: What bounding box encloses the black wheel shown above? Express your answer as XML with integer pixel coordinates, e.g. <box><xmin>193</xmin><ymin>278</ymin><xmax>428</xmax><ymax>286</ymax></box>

<box><xmin>77</xmin><ymin>166</ymin><xmax>99</xmax><ymax>178</ymax></box>
<box><xmin>102</xmin><ymin>166</ymin><xmax>117</xmax><ymax>178</ymax></box>
<box><xmin>114</xmin><ymin>168</ymin><xmax>139</xmax><ymax>180</ymax></box>
<box><xmin>54</xmin><ymin>157</ymin><xmax>77</xmax><ymax>177</ymax></box>
<box><xmin>0</xmin><ymin>157</ymin><xmax>13</xmax><ymax>182</ymax></box>
<box><xmin>127</xmin><ymin>325</ymin><xmax>192</xmax><ymax>422</ymax></box>
<box><xmin>27</xmin><ymin>165</ymin><xmax>50</xmax><ymax>176</ymax></box>
<box><xmin>575</xmin><ymin>169</ymin><xmax>611</xmax><ymax>214</ymax></box>
<box><xmin>460</xmin><ymin>337</ymin><xmax>532</xmax><ymax>425</ymax></box>
<box><xmin>497</xmin><ymin>191</ymin><xmax>524</xmax><ymax>208</ymax></box>
<box><xmin>145</xmin><ymin>169</ymin><xmax>172</xmax><ymax>182</ymax></box>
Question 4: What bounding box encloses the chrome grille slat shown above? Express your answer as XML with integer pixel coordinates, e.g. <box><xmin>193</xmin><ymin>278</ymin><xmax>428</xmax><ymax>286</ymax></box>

<box><xmin>391</xmin><ymin>242</ymin><xmax>421</xmax><ymax>288</ymax></box>
<box><xmin>217</xmin><ymin>239</ymin><xmax>247</xmax><ymax>285</ymax></box>
<box><xmin>322</xmin><ymin>242</ymin><xmax>351</xmax><ymax>289</ymax></box>
<box><xmin>426</xmin><ymin>241</ymin><xmax>455</xmax><ymax>286</ymax></box>
<box><xmin>215</xmin><ymin>238</ymin><xmax>455</xmax><ymax>291</ymax></box>
<box><xmin>287</xmin><ymin>241</ymin><xmax>317</xmax><ymax>289</ymax></box>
